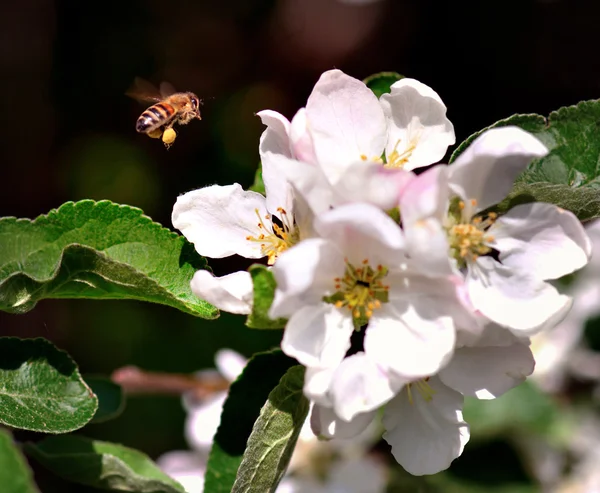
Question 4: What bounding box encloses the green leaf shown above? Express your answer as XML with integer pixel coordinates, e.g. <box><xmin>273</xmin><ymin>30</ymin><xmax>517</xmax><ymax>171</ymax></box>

<box><xmin>249</xmin><ymin>163</ymin><xmax>265</xmax><ymax>196</ymax></box>
<box><xmin>0</xmin><ymin>200</ymin><xmax>217</xmax><ymax>318</ymax></box>
<box><xmin>24</xmin><ymin>435</ymin><xmax>185</xmax><ymax>493</ymax></box>
<box><xmin>0</xmin><ymin>428</ymin><xmax>40</xmax><ymax>493</ymax></box>
<box><xmin>363</xmin><ymin>71</ymin><xmax>404</xmax><ymax>98</ymax></box>
<box><xmin>232</xmin><ymin>365</ymin><xmax>308</xmax><ymax>493</ymax></box>
<box><xmin>204</xmin><ymin>350</ymin><xmax>297</xmax><ymax>493</ymax></box>
<box><xmin>246</xmin><ymin>265</ymin><xmax>287</xmax><ymax>329</ymax></box>
<box><xmin>449</xmin><ymin>100</ymin><xmax>600</xmax><ymax>222</ymax></box>
<box><xmin>0</xmin><ymin>337</ymin><xmax>98</xmax><ymax>433</ymax></box>
<box><xmin>86</xmin><ymin>376</ymin><xmax>125</xmax><ymax>424</ymax></box>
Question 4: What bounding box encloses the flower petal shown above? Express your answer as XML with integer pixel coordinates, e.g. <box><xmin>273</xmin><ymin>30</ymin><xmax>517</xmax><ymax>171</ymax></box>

<box><xmin>172</xmin><ymin>183</ymin><xmax>267</xmax><ymax>259</ymax></box>
<box><xmin>311</xmin><ymin>404</ymin><xmax>376</xmax><ymax>440</ymax></box>
<box><xmin>257</xmin><ymin>110</ymin><xmax>296</xmax><ymax>219</ymax></box>
<box><xmin>467</xmin><ymin>256</ymin><xmax>572</xmax><ymax>336</ymax></box>
<box><xmin>256</xmin><ymin>109</ymin><xmax>291</xmax><ymax>158</ymax></box>
<box><xmin>329</xmin><ymin>353</ymin><xmax>404</xmax><ymax>421</ymax></box>
<box><xmin>306</xmin><ymin>69</ymin><xmax>387</xmax><ymax>172</ymax></box>
<box><xmin>449</xmin><ymin>127</ymin><xmax>548</xmax><ymax>213</ymax></box>
<box><xmin>190</xmin><ymin>270</ymin><xmax>253</xmax><ymax>315</ymax></box>
<box><xmin>493</xmin><ymin>202</ymin><xmax>591</xmax><ymax>280</ymax></box>
<box><xmin>281</xmin><ymin>304</ymin><xmax>354</xmax><ymax>368</ymax></box>
<box><xmin>439</xmin><ymin>340</ymin><xmax>534</xmax><ymax>399</ymax></box>
<box><xmin>185</xmin><ymin>392</ymin><xmax>227</xmax><ymax>451</ymax></box>
<box><xmin>270</xmin><ymin>238</ymin><xmax>345</xmax><ymax>318</ymax></box>
<box><xmin>383</xmin><ymin>377</ymin><xmax>469</xmax><ymax>475</ymax></box>
<box><xmin>290</xmin><ymin>108</ymin><xmax>317</xmax><ymax>164</ymax></box>
<box><xmin>380</xmin><ymin>78</ymin><xmax>455</xmax><ymax>171</ymax></box>
<box><xmin>314</xmin><ymin>202</ymin><xmax>405</xmax><ymax>265</ymax></box>
<box><xmin>332</xmin><ymin>161</ymin><xmax>415</xmax><ymax>211</ymax></box>
<box><xmin>215</xmin><ymin>349</ymin><xmax>247</xmax><ymax>383</ymax></box>
<box><xmin>304</xmin><ymin>366</ymin><xmax>335</xmax><ymax>406</ymax></box>
<box><xmin>400</xmin><ymin>165</ymin><xmax>454</xmax><ymax>277</ymax></box>
<box><xmin>365</xmin><ymin>280</ymin><xmax>457</xmax><ymax>379</ymax></box>
<box><xmin>266</xmin><ymin>156</ymin><xmax>334</xmax><ymax>215</ymax></box>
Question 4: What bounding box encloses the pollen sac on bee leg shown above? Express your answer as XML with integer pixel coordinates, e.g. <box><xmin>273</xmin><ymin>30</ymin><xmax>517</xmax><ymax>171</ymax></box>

<box><xmin>162</xmin><ymin>127</ymin><xmax>177</xmax><ymax>148</ymax></box>
<box><xmin>147</xmin><ymin>128</ymin><xmax>163</xmax><ymax>139</ymax></box>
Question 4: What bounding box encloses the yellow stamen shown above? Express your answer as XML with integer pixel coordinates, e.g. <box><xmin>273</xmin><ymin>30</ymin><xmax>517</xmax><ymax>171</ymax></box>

<box><xmin>246</xmin><ymin>208</ymin><xmax>299</xmax><ymax>264</ymax></box>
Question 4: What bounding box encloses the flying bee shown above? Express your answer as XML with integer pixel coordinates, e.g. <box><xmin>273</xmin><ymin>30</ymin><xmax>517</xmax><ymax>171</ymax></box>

<box><xmin>127</xmin><ymin>77</ymin><xmax>202</xmax><ymax>147</ymax></box>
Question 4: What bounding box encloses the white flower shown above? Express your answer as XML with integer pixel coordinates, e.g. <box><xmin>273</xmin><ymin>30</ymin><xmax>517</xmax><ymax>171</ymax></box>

<box><xmin>312</xmin><ymin>323</ymin><xmax>535</xmax><ymax>476</ymax></box>
<box><xmin>400</xmin><ymin>126</ymin><xmax>592</xmax><ymax>336</ymax></box>
<box><xmin>304</xmin><ymin>69</ymin><xmax>454</xmax><ymax>174</ymax></box>
<box><xmin>172</xmin><ymin>137</ymin><xmax>315</xmax><ymax>312</ymax></box>
<box><xmin>256</xmin><ymin>69</ymin><xmax>452</xmax><ymax>216</ymax></box>
<box><xmin>270</xmin><ymin>202</ymin><xmax>475</xmax><ymax>420</ymax></box>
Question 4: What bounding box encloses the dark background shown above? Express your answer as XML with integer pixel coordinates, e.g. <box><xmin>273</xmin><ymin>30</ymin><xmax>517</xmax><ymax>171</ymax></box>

<box><xmin>1</xmin><ymin>0</ymin><xmax>599</xmax><ymax>490</ymax></box>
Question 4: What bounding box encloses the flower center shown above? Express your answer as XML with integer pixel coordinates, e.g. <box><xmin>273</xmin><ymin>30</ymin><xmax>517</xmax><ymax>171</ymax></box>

<box><xmin>446</xmin><ymin>199</ymin><xmax>497</xmax><ymax>267</ymax></box>
<box><xmin>406</xmin><ymin>378</ymin><xmax>435</xmax><ymax>405</ymax></box>
<box><xmin>328</xmin><ymin>259</ymin><xmax>389</xmax><ymax>324</ymax></box>
<box><xmin>246</xmin><ymin>207</ymin><xmax>298</xmax><ymax>265</ymax></box>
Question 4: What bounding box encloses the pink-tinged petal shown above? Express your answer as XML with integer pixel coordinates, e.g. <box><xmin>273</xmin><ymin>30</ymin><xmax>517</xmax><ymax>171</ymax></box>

<box><xmin>306</xmin><ymin>69</ymin><xmax>387</xmax><ymax>169</ymax></box>
<box><xmin>400</xmin><ymin>165</ymin><xmax>449</xmax><ymax>224</ymax></box>
<box><xmin>314</xmin><ymin>202</ymin><xmax>405</xmax><ymax>265</ymax></box>
<box><xmin>281</xmin><ymin>304</ymin><xmax>354</xmax><ymax>368</ymax></box>
<box><xmin>332</xmin><ymin>161</ymin><xmax>415</xmax><ymax>211</ymax></box>
<box><xmin>383</xmin><ymin>377</ymin><xmax>469</xmax><ymax>476</ymax></box>
<box><xmin>492</xmin><ymin>202</ymin><xmax>591</xmax><ymax>280</ymax></box>
<box><xmin>215</xmin><ymin>349</ymin><xmax>247</xmax><ymax>383</ymax></box>
<box><xmin>467</xmin><ymin>257</ymin><xmax>572</xmax><ymax>336</ymax></box>
<box><xmin>310</xmin><ymin>404</ymin><xmax>376</xmax><ymax>439</ymax></box>
<box><xmin>270</xmin><ymin>238</ymin><xmax>345</xmax><ymax>318</ymax></box>
<box><xmin>439</xmin><ymin>341</ymin><xmax>534</xmax><ymax>399</ymax></box>
<box><xmin>267</xmin><ymin>156</ymin><xmax>334</xmax><ymax>215</ymax></box>
<box><xmin>172</xmin><ymin>184</ymin><xmax>267</xmax><ymax>259</ymax></box>
<box><xmin>329</xmin><ymin>353</ymin><xmax>405</xmax><ymax>421</ymax></box>
<box><xmin>365</xmin><ymin>289</ymin><xmax>456</xmax><ymax>379</ymax></box>
<box><xmin>380</xmin><ymin>78</ymin><xmax>455</xmax><ymax>171</ymax></box>
<box><xmin>449</xmin><ymin>127</ymin><xmax>548</xmax><ymax>213</ymax></box>
<box><xmin>190</xmin><ymin>270</ymin><xmax>253</xmax><ymax>315</ymax></box>
<box><xmin>290</xmin><ymin>108</ymin><xmax>317</xmax><ymax>164</ymax></box>
<box><xmin>400</xmin><ymin>166</ymin><xmax>454</xmax><ymax>277</ymax></box>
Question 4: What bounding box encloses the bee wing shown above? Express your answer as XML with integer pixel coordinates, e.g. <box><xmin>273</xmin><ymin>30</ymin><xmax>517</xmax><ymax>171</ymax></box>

<box><xmin>159</xmin><ymin>81</ymin><xmax>177</xmax><ymax>98</ymax></box>
<box><xmin>126</xmin><ymin>77</ymin><xmax>164</xmax><ymax>103</ymax></box>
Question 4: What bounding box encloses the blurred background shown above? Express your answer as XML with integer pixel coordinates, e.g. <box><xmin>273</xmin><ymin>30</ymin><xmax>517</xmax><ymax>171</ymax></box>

<box><xmin>2</xmin><ymin>0</ymin><xmax>600</xmax><ymax>491</ymax></box>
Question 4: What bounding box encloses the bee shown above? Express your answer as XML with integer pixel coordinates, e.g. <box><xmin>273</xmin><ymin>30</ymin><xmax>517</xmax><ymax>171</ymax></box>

<box><xmin>127</xmin><ymin>77</ymin><xmax>202</xmax><ymax>147</ymax></box>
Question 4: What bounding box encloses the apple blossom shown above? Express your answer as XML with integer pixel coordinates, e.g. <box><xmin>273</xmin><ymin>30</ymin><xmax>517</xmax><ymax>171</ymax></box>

<box><xmin>256</xmin><ymin>69</ymin><xmax>452</xmax><ymax>215</ymax></box>
<box><xmin>400</xmin><ymin>126</ymin><xmax>592</xmax><ymax>336</ymax></box>
<box><xmin>311</xmin><ymin>323</ymin><xmax>535</xmax><ymax>476</ymax></box>
<box><xmin>270</xmin><ymin>202</ymin><xmax>477</xmax><ymax>420</ymax></box>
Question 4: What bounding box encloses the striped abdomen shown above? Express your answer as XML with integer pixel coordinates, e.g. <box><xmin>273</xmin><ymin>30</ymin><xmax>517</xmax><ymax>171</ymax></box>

<box><xmin>136</xmin><ymin>102</ymin><xmax>176</xmax><ymax>133</ymax></box>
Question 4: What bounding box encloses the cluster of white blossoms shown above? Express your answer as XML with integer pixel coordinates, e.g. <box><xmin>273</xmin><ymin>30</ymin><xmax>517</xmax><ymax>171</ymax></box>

<box><xmin>172</xmin><ymin>69</ymin><xmax>592</xmax><ymax>475</ymax></box>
